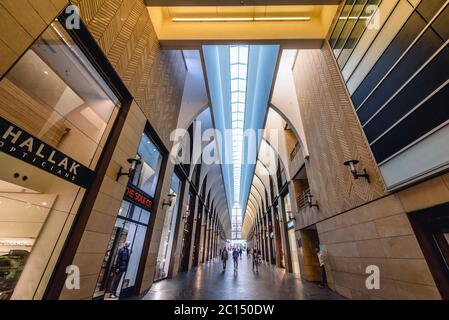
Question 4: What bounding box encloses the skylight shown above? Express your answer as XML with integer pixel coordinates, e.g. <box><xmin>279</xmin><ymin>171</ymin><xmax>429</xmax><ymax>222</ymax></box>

<box><xmin>230</xmin><ymin>45</ymin><xmax>248</xmax><ymax>239</ymax></box>
<box><xmin>203</xmin><ymin>44</ymin><xmax>279</xmax><ymax>239</ymax></box>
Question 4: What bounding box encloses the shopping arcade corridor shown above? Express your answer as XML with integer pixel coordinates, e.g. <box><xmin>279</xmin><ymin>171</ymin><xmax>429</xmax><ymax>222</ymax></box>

<box><xmin>142</xmin><ymin>254</ymin><xmax>343</xmax><ymax>300</ymax></box>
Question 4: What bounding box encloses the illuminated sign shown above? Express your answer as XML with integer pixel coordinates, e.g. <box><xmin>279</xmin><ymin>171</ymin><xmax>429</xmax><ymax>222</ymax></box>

<box><xmin>124</xmin><ymin>183</ymin><xmax>154</xmax><ymax>211</ymax></box>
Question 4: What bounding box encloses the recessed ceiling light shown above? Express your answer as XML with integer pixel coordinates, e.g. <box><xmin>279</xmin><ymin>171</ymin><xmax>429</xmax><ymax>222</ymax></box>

<box><xmin>172</xmin><ymin>17</ymin><xmax>311</xmax><ymax>22</ymax></box>
<box><xmin>43</xmin><ymin>71</ymin><xmax>49</xmax><ymax>75</ymax></box>
<box><xmin>254</xmin><ymin>17</ymin><xmax>311</xmax><ymax>21</ymax></box>
<box><xmin>173</xmin><ymin>17</ymin><xmax>252</xmax><ymax>22</ymax></box>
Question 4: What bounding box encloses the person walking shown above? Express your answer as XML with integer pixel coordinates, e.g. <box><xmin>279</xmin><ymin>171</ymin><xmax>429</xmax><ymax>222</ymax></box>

<box><xmin>316</xmin><ymin>246</ymin><xmax>327</xmax><ymax>288</ymax></box>
<box><xmin>232</xmin><ymin>248</ymin><xmax>239</xmax><ymax>271</ymax></box>
<box><xmin>252</xmin><ymin>248</ymin><xmax>259</xmax><ymax>273</ymax></box>
<box><xmin>239</xmin><ymin>248</ymin><xmax>243</xmax><ymax>260</ymax></box>
<box><xmin>221</xmin><ymin>247</ymin><xmax>228</xmax><ymax>271</ymax></box>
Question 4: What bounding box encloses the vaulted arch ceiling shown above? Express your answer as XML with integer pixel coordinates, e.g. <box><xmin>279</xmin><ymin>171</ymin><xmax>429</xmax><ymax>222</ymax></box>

<box><xmin>176</xmin><ymin>107</ymin><xmax>232</xmax><ymax>238</ymax></box>
<box><xmin>271</xmin><ymin>49</ymin><xmax>309</xmax><ymax>158</ymax></box>
<box><xmin>243</xmin><ymin>138</ymin><xmax>290</xmax><ymax>239</ymax></box>
<box><xmin>252</xmin><ymin>176</ymin><xmax>266</xmax><ymax>207</ymax></box>
<box><xmin>176</xmin><ymin>50</ymin><xmax>209</xmax><ymax>131</ymax></box>
<box><xmin>250</xmin><ymin>186</ymin><xmax>264</xmax><ymax>214</ymax></box>
<box><xmin>247</xmin><ymin>196</ymin><xmax>258</xmax><ymax>217</ymax></box>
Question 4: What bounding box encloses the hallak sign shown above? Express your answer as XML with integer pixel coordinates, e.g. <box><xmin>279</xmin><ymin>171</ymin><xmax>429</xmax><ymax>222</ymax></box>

<box><xmin>0</xmin><ymin>116</ymin><xmax>95</xmax><ymax>189</ymax></box>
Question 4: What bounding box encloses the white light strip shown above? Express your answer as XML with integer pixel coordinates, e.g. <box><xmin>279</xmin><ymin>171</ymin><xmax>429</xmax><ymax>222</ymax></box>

<box><xmin>230</xmin><ymin>45</ymin><xmax>248</xmax><ymax>239</ymax></box>
<box><xmin>255</xmin><ymin>16</ymin><xmax>311</xmax><ymax>21</ymax></box>
<box><xmin>230</xmin><ymin>45</ymin><xmax>248</xmax><ymax>206</ymax></box>
<box><xmin>172</xmin><ymin>16</ymin><xmax>311</xmax><ymax>22</ymax></box>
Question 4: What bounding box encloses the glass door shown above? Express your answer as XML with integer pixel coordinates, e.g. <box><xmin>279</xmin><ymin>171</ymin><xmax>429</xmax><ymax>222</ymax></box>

<box><xmin>93</xmin><ymin>201</ymin><xmax>149</xmax><ymax>299</ymax></box>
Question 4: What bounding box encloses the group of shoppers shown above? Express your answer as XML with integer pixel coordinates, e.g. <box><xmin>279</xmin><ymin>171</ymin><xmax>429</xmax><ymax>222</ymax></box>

<box><xmin>220</xmin><ymin>247</ymin><xmax>242</xmax><ymax>271</ymax></box>
<box><xmin>219</xmin><ymin>245</ymin><xmax>328</xmax><ymax>289</ymax></box>
<box><xmin>220</xmin><ymin>247</ymin><xmax>263</xmax><ymax>273</ymax></box>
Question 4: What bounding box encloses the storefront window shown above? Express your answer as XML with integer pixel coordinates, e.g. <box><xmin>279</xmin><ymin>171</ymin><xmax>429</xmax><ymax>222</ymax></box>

<box><xmin>132</xmin><ymin>134</ymin><xmax>163</xmax><ymax>197</ymax></box>
<box><xmin>93</xmin><ymin>201</ymin><xmax>150</xmax><ymax>300</ymax></box>
<box><xmin>0</xmin><ymin>22</ymin><xmax>119</xmax><ymax>170</ymax></box>
<box><xmin>94</xmin><ymin>131</ymin><xmax>163</xmax><ymax>299</ymax></box>
<box><xmin>154</xmin><ymin>174</ymin><xmax>182</xmax><ymax>281</ymax></box>
<box><xmin>0</xmin><ymin>21</ymin><xmax>119</xmax><ymax>300</ymax></box>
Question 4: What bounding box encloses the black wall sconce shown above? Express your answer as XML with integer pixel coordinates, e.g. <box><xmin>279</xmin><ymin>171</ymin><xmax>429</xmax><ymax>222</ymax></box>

<box><xmin>306</xmin><ymin>193</ymin><xmax>319</xmax><ymax>209</ymax></box>
<box><xmin>116</xmin><ymin>157</ymin><xmax>142</xmax><ymax>181</ymax></box>
<box><xmin>162</xmin><ymin>193</ymin><xmax>177</xmax><ymax>208</ymax></box>
<box><xmin>344</xmin><ymin>160</ymin><xmax>370</xmax><ymax>183</ymax></box>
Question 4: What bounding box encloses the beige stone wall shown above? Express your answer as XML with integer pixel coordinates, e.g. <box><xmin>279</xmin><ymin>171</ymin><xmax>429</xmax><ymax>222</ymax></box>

<box><xmin>1</xmin><ymin>0</ymin><xmax>186</xmax><ymax>299</ymax></box>
<box><xmin>60</xmin><ymin>102</ymin><xmax>146</xmax><ymax>299</ymax></box>
<box><xmin>292</xmin><ymin>44</ymin><xmax>444</xmax><ymax>299</ymax></box>
<box><xmin>293</xmin><ymin>44</ymin><xmax>386</xmax><ymax>226</ymax></box>
<box><xmin>71</xmin><ymin>0</ymin><xmax>186</xmax><ymax>150</ymax></box>
<box><xmin>0</xmin><ymin>0</ymin><xmax>69</xmax><ymax>77</ymax></box>
<box><xmin>318</xmin><ymin>193</ymin><xmax>442</xmax><ymax>299</ymax></box>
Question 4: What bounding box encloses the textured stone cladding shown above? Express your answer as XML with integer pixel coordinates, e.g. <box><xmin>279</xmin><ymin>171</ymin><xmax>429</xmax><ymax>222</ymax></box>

<box><xmin>292</xmin><ymin>44</ymin><xmax>446</xmax><ymax>299</ymax></box>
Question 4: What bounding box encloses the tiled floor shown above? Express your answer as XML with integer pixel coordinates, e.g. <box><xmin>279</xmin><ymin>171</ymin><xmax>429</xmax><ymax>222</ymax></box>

<box><xmin>142</xmin><ymin>255</ymin><xmax>344</xmax><ymax>300</ymax></box>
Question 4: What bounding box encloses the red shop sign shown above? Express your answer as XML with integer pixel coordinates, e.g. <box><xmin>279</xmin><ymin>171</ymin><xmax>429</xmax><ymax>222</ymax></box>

<box><xmin>124</xmin><ymin>184</ymin><xmax>154</xmax><ymax>211</ymax></box>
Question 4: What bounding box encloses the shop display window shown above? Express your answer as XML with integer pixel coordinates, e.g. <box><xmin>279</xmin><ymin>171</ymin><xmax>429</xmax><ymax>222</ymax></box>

<box><xmin>0</xmin><ymin>22</ymin><xmax>120</xmax><ymax>170</ymax></box>
<box><xmin>0</xmin><ymin>20</ymin><xmax>120</xmax><ymax>300</ymax></box>
<box><xmin>94</xmin><ymin>132</ymin><xmax>163</xmax><ymax>299</ymax></box>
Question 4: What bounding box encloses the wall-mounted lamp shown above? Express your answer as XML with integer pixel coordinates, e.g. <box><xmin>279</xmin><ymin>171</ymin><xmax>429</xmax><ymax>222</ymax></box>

<box><xmin>306</xmin><ymin>193</ymin><xmax>319</xmax><ymax>209</ymax></box>
<box><xmin>116</xmin><ymin>157</ymin><xmax>142</xmax><ymax>181</ymax></box>
<box><xmin>183</xmin><ymin>206</ymin><xmax>190</xmax><ymax>223</ymax></box>
<box><xmin>162</xmin><ymin>193</ymin><xmax>177</xmax><ymax>208</ymax></box>
<box><xmin>344</xmin><ymin>160</ymin><xmax>370</xmax><ymax>183</ymax></box>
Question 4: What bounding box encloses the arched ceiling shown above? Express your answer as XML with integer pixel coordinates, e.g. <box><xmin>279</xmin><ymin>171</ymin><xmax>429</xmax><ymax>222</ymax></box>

<box><xmin>173</xmin><ymin>32</ymin><xmax>313</xmax><ymax>241</ymax></box>
<box><xmin>176</xmin><ymin>50</ymin><xmax>209</xmax><ymax>131</ymax></box>
<box><xmin>242</xmin><ymin>138</ymin><xmax>282</xmax><ymax>239</ymax></box>
<box><xmin>176</xmin><ymin>107</ymin><xmax>232</xmax><ymax>238</ymax></box>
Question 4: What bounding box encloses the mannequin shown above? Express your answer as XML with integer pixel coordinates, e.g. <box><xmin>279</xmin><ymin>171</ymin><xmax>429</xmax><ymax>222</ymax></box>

<box><xmin>109</xmin><ymin>241</ymin><xmax>131</xmax><ymax>299</ymax></box>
